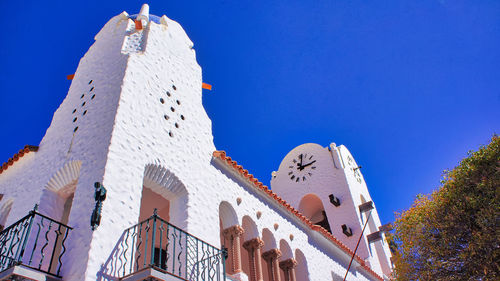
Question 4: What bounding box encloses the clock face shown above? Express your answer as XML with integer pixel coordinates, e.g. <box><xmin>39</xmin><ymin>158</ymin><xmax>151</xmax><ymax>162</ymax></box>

<box><xmin>347</xmin><ymin>156</ymin><xmax>362</xmax><ymax>183</ymax></box>
<box><xmin>288</xmin><ymin>153</ymin><xmax>317</xmax><ymax>182</ymax></box>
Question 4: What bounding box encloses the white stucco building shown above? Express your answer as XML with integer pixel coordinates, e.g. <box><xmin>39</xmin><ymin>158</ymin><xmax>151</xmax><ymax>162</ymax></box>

<box><xmin>0</xmin><ymin>5</ymin><xmax>392</xmax><ymax>281</ymax></box>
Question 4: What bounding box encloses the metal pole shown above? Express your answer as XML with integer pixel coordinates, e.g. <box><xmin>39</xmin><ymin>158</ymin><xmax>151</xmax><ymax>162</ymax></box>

<box><xmin>343</xmin><ymin>210</ymin><xmax>372</xmax><ymax>281</ymax></box>
<box><xmin>17</xmin><ymin>205</ymin><xmax>37</xmax><ymax>263</ymax></box>
<box><xmin>151</xmin><ymin>209</ymin><xmax>157</xmax><ymax>266</ymax></box>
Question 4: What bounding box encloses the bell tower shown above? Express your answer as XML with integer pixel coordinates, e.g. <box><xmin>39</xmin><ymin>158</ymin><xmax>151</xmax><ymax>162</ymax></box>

<box><xmin>0</xmin><ymin>4</ymin><xmax>217</xmax><ymax>281</ymax></box>
<box><xmin>271</xmin><ymin>142</ymin><xmax>393</xmax><ymax>277</ymax></box>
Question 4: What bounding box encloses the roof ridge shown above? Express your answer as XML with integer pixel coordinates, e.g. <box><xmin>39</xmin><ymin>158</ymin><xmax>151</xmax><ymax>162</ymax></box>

<box><xmin>0</xmin><ymin>145</ymin><xmax>38</xmax><ymax>175</ymax></box>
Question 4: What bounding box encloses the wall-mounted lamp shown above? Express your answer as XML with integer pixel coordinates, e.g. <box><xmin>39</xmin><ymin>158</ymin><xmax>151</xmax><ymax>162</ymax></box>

<box><xmin>91</xmin><ymin>182</ymin><xmax>107</xmax><ymax>231</ymax></box>
<box><xmin>353</xmin><ymin>166</ymin><xmax>362</xmax><ymax>171</ymax></box>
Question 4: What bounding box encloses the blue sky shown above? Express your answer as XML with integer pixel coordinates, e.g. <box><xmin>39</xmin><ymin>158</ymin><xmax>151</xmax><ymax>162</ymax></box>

<box><xmin>0</xmin><ymin>1</ymin><xmax>498</xmax><ymax>224</ymax></box>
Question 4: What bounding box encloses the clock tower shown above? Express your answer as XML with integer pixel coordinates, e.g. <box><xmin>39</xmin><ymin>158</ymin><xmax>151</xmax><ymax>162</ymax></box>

<box><xmin>270</xmin><ymin>142</ymin><xmax>393</xmax><ymax>277</ymax></box>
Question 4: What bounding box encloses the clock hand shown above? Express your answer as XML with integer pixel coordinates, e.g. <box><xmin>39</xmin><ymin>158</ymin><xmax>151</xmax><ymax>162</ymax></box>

<box><xmin>301</xmin><ymin>160</ymin><xmax>316</xmax><ymax>168</ymax></box>
<box><xmin>296</xmin><ymin>154</ymin><xmax>303</xmax><ymax>169</ymax></box>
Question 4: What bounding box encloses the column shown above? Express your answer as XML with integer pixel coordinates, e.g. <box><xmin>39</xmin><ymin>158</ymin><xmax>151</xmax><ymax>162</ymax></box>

<box><xmin>279</xmin><ymin>258</ymin><xmax>298</xmax><ymax>281</ymax></box>
<box><xmin>262</xmin><ymin>248</ymin><xmax>282</xmax><ymax>281</ymax></box>
<box><xmin>222</xmin><ymin>225</ymin><xmax>245</xmax><ymax>274</ymax></box>
<box><xmin>243</xmin><ymin>237</ymin><xmax>265</xmax><ymax>281</ymax></box>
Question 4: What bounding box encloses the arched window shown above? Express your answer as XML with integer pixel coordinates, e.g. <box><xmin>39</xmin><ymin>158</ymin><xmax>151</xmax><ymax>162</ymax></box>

<box><xmin>299</xmin><ymin>193</ymin><xmax>332</xmax><ymax>233</ymax></box>
<box><xmin>40</xmin><ymin>161</ymin><xmax>82</xmax><ymax>224</ymax></box>
<box><xmin>219</xmin><ymin>201</ymin><xmax>239</xmax><ymax>230</ymax></box>
<box><xmin>261</xmin><ymin>228</ymin><xmax>277</xmax><ymax>281</ymax></box>
<box><xmin>242</xmin><ymin>216</ymin><xmax>263</xmax><ymax>281</ymax></box>
<box><xmin>295</xmin><ymin>250</ymin><xmax>310</xmax><ymax>281</ymax></box>
<box><xmin>139</xmin><ymin>164</ymin><xmax>188</xmax><ymax>270</ymax></box>
<box><xmin>219</xmin><ymin>201</ymin><xmax>242</xmax><ymax>276</ymax></box>
<box><xmin>279</xmin><ymin>240</ymin><xmax>294</xmax><ymax>281</ymax></box>
<box><xmin>142</xmin><ymin>164</ymin><xmax>188</xmax><ymax>228</ymax></box>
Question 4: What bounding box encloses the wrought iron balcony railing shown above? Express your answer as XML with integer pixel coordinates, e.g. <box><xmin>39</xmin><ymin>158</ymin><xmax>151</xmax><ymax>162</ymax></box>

<box><xmin>0</xmin><ymin>205</ymin><xmax>73</xmax><ymax>278</ymax></box>
<box><xmin>101</xmin><ymin>209</ymin><xmax>226</xmax><ymax>281</ymax></box>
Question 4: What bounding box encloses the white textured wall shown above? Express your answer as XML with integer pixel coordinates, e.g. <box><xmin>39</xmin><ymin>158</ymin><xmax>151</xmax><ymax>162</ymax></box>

<box><xmin>0</xmin><ymin>7</ymin><xmax>388</xmax><ymax>281</ymax></box>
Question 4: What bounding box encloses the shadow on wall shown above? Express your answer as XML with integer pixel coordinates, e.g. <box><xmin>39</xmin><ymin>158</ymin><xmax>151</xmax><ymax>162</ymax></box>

<box><xmin>38</xmin><ymin>161</ymin><xmax>82</xmax><ymax>226</ymax></box>
<box><xmin>307</xmin><ymin>233</ymin><xmax>346</xmax><ymax>269</ymax></box>
<box><xmin>299</xmin><ymin>193</ymin><xmax>332</xmax><ymax>233</ymax></box>
<box><xmin>332</xmin><ymin>270</ymin><xmax>344</xmax><ymax>281</ymax></box>
<box><xmin>0</xmin><ymin>198</ymin><xmax>14</xmax><ymax>231</ymax></box>
<box><xmin>295</xmin><ymin>249</ymin><xmax>310</xmax><ymax>281</ymax></box>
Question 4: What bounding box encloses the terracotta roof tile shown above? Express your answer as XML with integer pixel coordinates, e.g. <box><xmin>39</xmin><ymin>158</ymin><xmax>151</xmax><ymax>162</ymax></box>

<box><xmin>0</xmin><ymin>145</ymin><xmax>38</xmax><ymax>175</ymax></box>
<box><xmin>212</xmin><ymin>150</ymin><xmax>384</xmax><ymax>281</ymax></box>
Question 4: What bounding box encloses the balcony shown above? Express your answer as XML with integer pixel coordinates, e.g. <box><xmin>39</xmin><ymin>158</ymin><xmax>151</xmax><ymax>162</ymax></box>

<box><xmin>0</xmin><ymin>206</ymin><xmax>73</xmax><ymax>281</ymax></box>
<box><xmin>100</xmin><ymin>210</ymin><xmax>226</xmax><ymax>281</ymax></box>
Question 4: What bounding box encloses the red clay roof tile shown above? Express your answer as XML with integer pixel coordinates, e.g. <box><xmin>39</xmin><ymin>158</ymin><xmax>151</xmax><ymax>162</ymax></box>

<box><xmin>0</xmin><ymin>145</ymin><xmax>38</xmax><ymax>175</ymax></box>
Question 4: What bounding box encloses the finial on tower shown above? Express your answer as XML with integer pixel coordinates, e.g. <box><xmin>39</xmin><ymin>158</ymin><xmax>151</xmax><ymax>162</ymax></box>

<box><xmin>134</xmin><ymin>4</ymin><xmax>150</xmax><ymax>30</ymax></box>
<box><xmin>138</xmin><ymin>4</ymin><xmax>150</xmax><ymax>22</ymax></box>
<box><xmin>161</xmin><ymin>15</ymin><xmax>169</xmax><ymax>27</ymax></box>
<box><xmin>119</xmin><ymin>11</ymin><xmax>129</xmax><ymax>20</ymax></box>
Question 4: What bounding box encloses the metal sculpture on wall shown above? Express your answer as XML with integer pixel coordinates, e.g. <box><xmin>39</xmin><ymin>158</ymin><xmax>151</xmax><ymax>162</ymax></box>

<box><xmin>91</xmin><ymin>182</ymin><xmax>107</xmax><ymax>230</ymax></box>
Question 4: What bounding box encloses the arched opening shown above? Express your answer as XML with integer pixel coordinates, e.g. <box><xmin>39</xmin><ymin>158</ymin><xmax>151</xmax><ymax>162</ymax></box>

<box><xmin>219</xmin><ymin>201</ymin><xmax>241</xmax><ymax>276</ymax></box>
<box><xmin>295</xmin><ymin>250</ymin><xmax>309</xmax><ymax>281</ymax></box>
<box><xmin>279</xmin><ymin>239</ymin><xmax>293</xmax><ymax>281</ymax></box>
<box><xmin>279</xmin><ymin>240</ymin><xmax>293</xmax><ymax>260</ymax></box>
<box><xmin>0</xmin><ymin>198</ymin><xmax>14</xmax><ymax>231</ymax></box>
<box><xmin>242</xmin><ymin>216</ymin><xmax>259</xmax><ymax>241</ymax></box>
<box><xmin>299</xmin><ymin>193</ymin><xmax>331</xmax><ymax>233</ymax></box>
<box><xmin>261</xmin><ymin>228</ymin><xmax>276</xmax><ymax>281</ymax></box>
<box><xmin>219</xmin><ymin>201</ymin><xmax>238</xmax><ymax>230</ymax></box>
<box><xmin>261</xmin><ymin>228</ymin><xmax>276</xmax><ymax>253</ymax></box>
<box><xmin>241</xmin><ymin>216</ymin><xmax>259</xmax><ymax>278</ymax></box>
<box><xmin>261</xmin><ymin>228</ymin><xmax>279</xmax><ymax>281</ymax></box>
<box><xmin>137</xmin><ymin>164</ymin><xmax>188</xmax><ymax>270</ymax></box>
<box><xmin>141</xmin><ymin>164</ymin><xmax>188</xmax><ymax>227</ymax></box>
<box><xmin>33</xmin><ymin>161</ymin><xmax>82</xmax><ymax>273</ymax></box>
<box><xmin>242</xmin><ymin>216</ymin><xmax>261</xmax><ymax>281</ymax></box>
<box><xmin>39</xmin><ymin>161</ymin><xmax>82</xmax><ymax>224</ymax></box>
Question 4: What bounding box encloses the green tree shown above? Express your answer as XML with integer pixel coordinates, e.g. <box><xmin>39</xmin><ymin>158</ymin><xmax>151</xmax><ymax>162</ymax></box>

<box><xmin>392</xmin><ymin>136</ymin><xmax>500</xmax><ymax>281</ymax></box>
